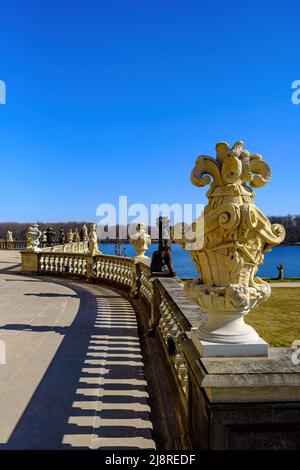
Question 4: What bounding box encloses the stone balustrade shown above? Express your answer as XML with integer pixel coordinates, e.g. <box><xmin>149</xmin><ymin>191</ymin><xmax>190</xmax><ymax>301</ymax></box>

<box><xmin>50</xmin><ymin>241</ymin><xmax>89</xmax><ymax>253</ymax></box>
<box><xmin>95</xmin><ymin>255</ymin><xmax>134</xmax><ymax>289</ymax></box>
<box><xmin>0</xmin><ymin>240</ymin><xmax>27</xmax><ymax>250</ymax></box>
<box><xmin>39</xmin><ymin>253</ymin><xmax>88</xmax><ymax>276</ymax></box>
<box><xmin>19</xmin><ymin>248</ymin><xmax>300</xmax><ymax>450</ymax></box>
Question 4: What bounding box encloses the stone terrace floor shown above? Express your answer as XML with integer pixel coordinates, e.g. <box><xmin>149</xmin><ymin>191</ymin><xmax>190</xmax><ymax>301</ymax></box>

<box><xmin>0</xmin><ymin>251</ymin><xmax>156</xmax><ymax>450</ymax></box>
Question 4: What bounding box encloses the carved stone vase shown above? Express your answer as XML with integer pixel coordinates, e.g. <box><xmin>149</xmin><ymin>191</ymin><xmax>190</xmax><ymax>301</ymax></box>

<box><xmin>178</xmin><ymin>141</ymin><xmax>285</xmax><ymax>357</ymax></box>
<box><xmin>130</xmin><ymin>223</ymin><xmax>151</xmax><ymax>265</ymax></box>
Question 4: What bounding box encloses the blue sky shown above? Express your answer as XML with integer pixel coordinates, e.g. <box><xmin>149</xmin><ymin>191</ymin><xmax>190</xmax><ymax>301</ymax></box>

<box><xmin>0</xmin><ymin>0</ymin><xmax>299</xmax><ymax>222</ymax></box>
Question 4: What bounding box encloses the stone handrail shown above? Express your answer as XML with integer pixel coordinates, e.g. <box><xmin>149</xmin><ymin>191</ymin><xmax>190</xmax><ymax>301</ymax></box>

<box><xmin>48</xmin><ymin>241</ymin><xmax>89</xmax><ymax>253</ymax></box>
<box><xmin>20</xmin><ymin>249</ymin><xmax>300</xmax><ymax>450</ymax></box>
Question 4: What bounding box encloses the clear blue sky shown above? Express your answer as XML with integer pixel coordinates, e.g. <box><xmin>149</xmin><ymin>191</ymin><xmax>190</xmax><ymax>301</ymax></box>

<box><xmin>0</xmin><ymin>0</ymin><xmax>299</xmax><ymax>222</ymax></box>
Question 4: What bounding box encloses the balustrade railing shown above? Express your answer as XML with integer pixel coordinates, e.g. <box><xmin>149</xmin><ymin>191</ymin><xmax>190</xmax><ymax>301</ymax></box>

<box><xmin>50</xmin><ymin>241</ymin><xmax>89</xmax><ymax>253</ymax></box>
<box><xmin>95</xmin><ymin>255</ymin><xmax>134</xmax><ymax>288</ymax></box>
<box><xmin>139</xmin><ymin>262</ymin><xmax>153</xmax><ymax>304</ymax></box>
<box><xmin>39</xmin><ymin>253</ymin><xmax>88</xmax><ymax>277</ymax></box>
<box><xmin>0</xmin><ymin>240</ymin><xmax>26</xmax><ymax>250</ymax></box>
<box><xmin>158</xmin><ymin>295</ymin><xmax>189</xmax><ymax>400</ymax></box>
<box><xmin>33</xmin><ymin>250</ymin><xmax>134</xmax><ymax>289</ymax></box>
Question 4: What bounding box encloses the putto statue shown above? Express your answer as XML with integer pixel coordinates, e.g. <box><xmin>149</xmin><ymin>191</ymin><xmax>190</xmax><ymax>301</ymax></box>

<box><xmin>89</xmin><ymin>224</ymin><xmax>101</xmax><ymax>256</ymax></box>
<box><xmin>26</xmin><ymin>224</ymin><xmax>42</xmax><ymax>251</ymax></box>
<box><xmin>67</xmin><ymin>229</ymin><xmax>74</xmax><ymax>243</ymax></box>
<box><xmin>58</xmin><ymin>227</ymin><xmax>65</xmax><ymax>245</ymax></box>
<box><xmin>130</xmin><ymin>223</ymin><xmax>151</xmax><ymax>263</ymax></box>
<box><xmin>82</xmin><ymin>224</ymin><xmax>88</xmax><ymax>242</ymax></box>
<box><xmin>176</xmin><ymin>141</ymin><xmax>285</xmax><ymax>357</ymax></box>
<box><xmin>6</xmin><ymin>231</ymin><xmax>13</xmax><ymax>242</ymax></box>
<box><xmin>74</xmin><ymin>228</ymin><xmax>80</xmax><ymax>242</ymax></box>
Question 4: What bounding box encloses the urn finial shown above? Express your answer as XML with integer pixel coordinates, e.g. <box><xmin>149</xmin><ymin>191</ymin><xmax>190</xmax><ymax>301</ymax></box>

<box><xmin>178</xmin><ymin>141</ymin><xmax>285</xmax><ymax>357</ymax></box>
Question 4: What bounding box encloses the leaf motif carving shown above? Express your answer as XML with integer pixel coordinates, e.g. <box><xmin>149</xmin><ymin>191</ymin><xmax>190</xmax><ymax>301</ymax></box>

<box><xmin>249</xmin><ymin>155</ymin><xmax>271</xmax><ymax>188</ymax></box>
<box><xmin>191</xmin><ymin>156</ymin><xmax>222</xmax><ymax>188</ymax></box>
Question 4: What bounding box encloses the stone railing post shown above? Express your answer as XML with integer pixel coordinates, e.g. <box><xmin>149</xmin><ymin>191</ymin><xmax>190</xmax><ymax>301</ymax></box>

<box><xmin>176</xmin><ymin>140</ymin><xmax>285</xmax><ymax>357</ymax></box>
<box><xmin>21</xmin><ymin>251</ymin><xmax>40</xmax><ymax>274</ymax></box>
<box><xmin>86</xmin><ymin>255</ymin><xmax>95</xmax><ymax>281</ymax></box>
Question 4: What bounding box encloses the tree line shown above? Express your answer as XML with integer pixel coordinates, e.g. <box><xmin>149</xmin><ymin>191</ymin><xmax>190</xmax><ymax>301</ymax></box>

<box><xmin>0</xmin><ymin>216</ymin><xmax>299</xmax><ymax>243</ymax></box>
<box><xmin>0</xmin><ymin>222</ymin><xmax>91</xmax><ymax>241</ymax></box>
<box><xmin>268</xmin><ymin>215</ymin><xmax>300</xmax><ymax>243</ymax></box>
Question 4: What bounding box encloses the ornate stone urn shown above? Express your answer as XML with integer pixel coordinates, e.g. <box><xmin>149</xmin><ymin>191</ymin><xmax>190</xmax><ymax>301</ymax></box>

<box><xmin>67</xmin><ymin>229</ymin><xmax>74</xmax><ymax>243</ymax></box>
<box><xmin>178</xmin><ymin>141</ymin><xmax>285</xmax><ymax>357</ymax></box>
<box><xmin>130</xmin><ymin>223</ymin><xmax>151</xmax><ymax>265</ymax></box>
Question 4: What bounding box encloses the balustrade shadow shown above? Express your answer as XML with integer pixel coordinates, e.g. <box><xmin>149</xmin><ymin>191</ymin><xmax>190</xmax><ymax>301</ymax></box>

<box><xmin>24</xmin><ymin>292</ymin><xmax>79</xmax><ymax>298</ymax></box>
<box><xmin>0</xmin><ymin>263</ymin><xmax>22</xmax><ymax>274</ymax></box>
<box><xmin>1</xmin><ymin>281</ymin><xmax>154</xmax><ymax>450</ymax></box>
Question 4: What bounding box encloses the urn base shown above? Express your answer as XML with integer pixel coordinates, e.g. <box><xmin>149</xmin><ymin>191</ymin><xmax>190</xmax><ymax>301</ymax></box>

<box><xmin>191</xmin><ymin>327</ymin><xmax>268</xmax><ymax>357</ymax></box>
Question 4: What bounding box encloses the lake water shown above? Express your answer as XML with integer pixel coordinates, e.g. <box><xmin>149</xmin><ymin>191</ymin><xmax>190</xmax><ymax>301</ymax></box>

<box><xmin>99</xmin><ymin>243</ymin><xmax>300</xmax><ymax>279</ymax></box>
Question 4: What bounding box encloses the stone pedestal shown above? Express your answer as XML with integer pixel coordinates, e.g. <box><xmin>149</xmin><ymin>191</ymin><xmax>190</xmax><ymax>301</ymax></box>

<box><xmin>184</xmin><ymin>345</ymin><xmax>300</xmax><ymax>449</ymax></box>
<box><xmin>191</xmin><ymin>326</ymin><xmax>268</xmax><ymax>357</ymax></box>
<box><xmin>21</xmin><ymin>251</ymin><xmax>39</xmax><ymax>274</ymax></box>
<box><xmin>134</xmin><ymin>255</ymin><xmax>151</xmax><ymax>267</ymax></box>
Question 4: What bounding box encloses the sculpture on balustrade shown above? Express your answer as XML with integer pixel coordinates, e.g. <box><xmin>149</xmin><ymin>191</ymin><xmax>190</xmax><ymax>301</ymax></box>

<box><xmin>82</xmin><ymin>224</ymin><xmax>88</xmax><ymax>242</ymax></box>
<box><xmin>6</xmin><ymin>231</ymin><xmax>13</xmax><ymax>242</ymax></box>
<box><xmin>74</xmin><ymin>228</ymin><xmax>80</xmax><ymax>243</ymax></box>
<box><xmin>67</xmin><ymin>229</ymin><xmax>74</xmax><ymax>243</ymax></box>
<box><xmin>26</xmin><ymin>224</ymin><xmax>42</xmax><ymax>251</ymax></box>
<box><xmin>46</xmin><ymin>226</ymin><xmax>55</xmax><ymax>247</ymax></box>
<box><xmin>41</xmin><ymin>231</ymin><xmax>47</xmax><ymax>248</ymax></box>
<box><xmin>175</xmin><ymin>140</ymin><xmax>285</xmax><ymax>357</ymax></box>
<box><xmin>58</xmin><ymin>227</ymin><xmax>65</xmax><ymax>245</ymax></box>
<box><xmin>151</xmin><ymin>216</ymin><xmax>175</xmax><ymax>276</ymax></box>
<box><xmin>89</xmin><ymin>223</ymin><xmax>101</xmax><ymax>255</ymax></box>
<box><xmin>130</xmin><ymin>223</ymin><xmax>151</xmax><ymax>264</ymax></box>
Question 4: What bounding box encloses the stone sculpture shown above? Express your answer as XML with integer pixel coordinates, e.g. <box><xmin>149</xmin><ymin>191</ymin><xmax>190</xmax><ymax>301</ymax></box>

<box><xmin>151</xmin><ymin>217</ymin><xmax>175</xmax><ymax>276</ymax></box>
<box><xmin>26</xmin><ymin>224</ymin><xmax>42</xmax><ymax>251</ymax></box>
<box><xmin>74</xmin><ymin>228</ymin><xmax>80</xmax><ymax>243</ymax></box>
<box><xmin>6</xmin><ymin>231</ymin><xmax>13</xmax><ymax>242</ymax></box>
<box><xmin>176</xmin><ymin>140</ymin><xmax>285</xmax><ymax>357</ymax></box>
<box><xmin>82</xmin><ymin>224</ymin><xmax>88</xmax><ymax>242</ymax></box>
<box><xmin>67</xmin><ymin>229</ymin><xmax>74</xmax><ymax>243</ymax></box>
<box><xmin>58</xmin><ymin>227</ymin><xmax>65</xmax><ymax>245</ymax></box>
<box><xmin>46</xmin><ymin>226</ymin><xmax>55</xmax><ymax>247</ymax></box>
<box><xmin>89</xmin><ymin>223</ymin><xmax>101</xmax><ymax>256</ymax></box>
<box><xmin>130</xmin><ymin>223</ymin><xmax>151</xmax><ymax>263</ymax></box>
<box><xmin>277</xmin><ymin>264</ymin><xmax>284</xmax><ymax>280</ymax></box>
